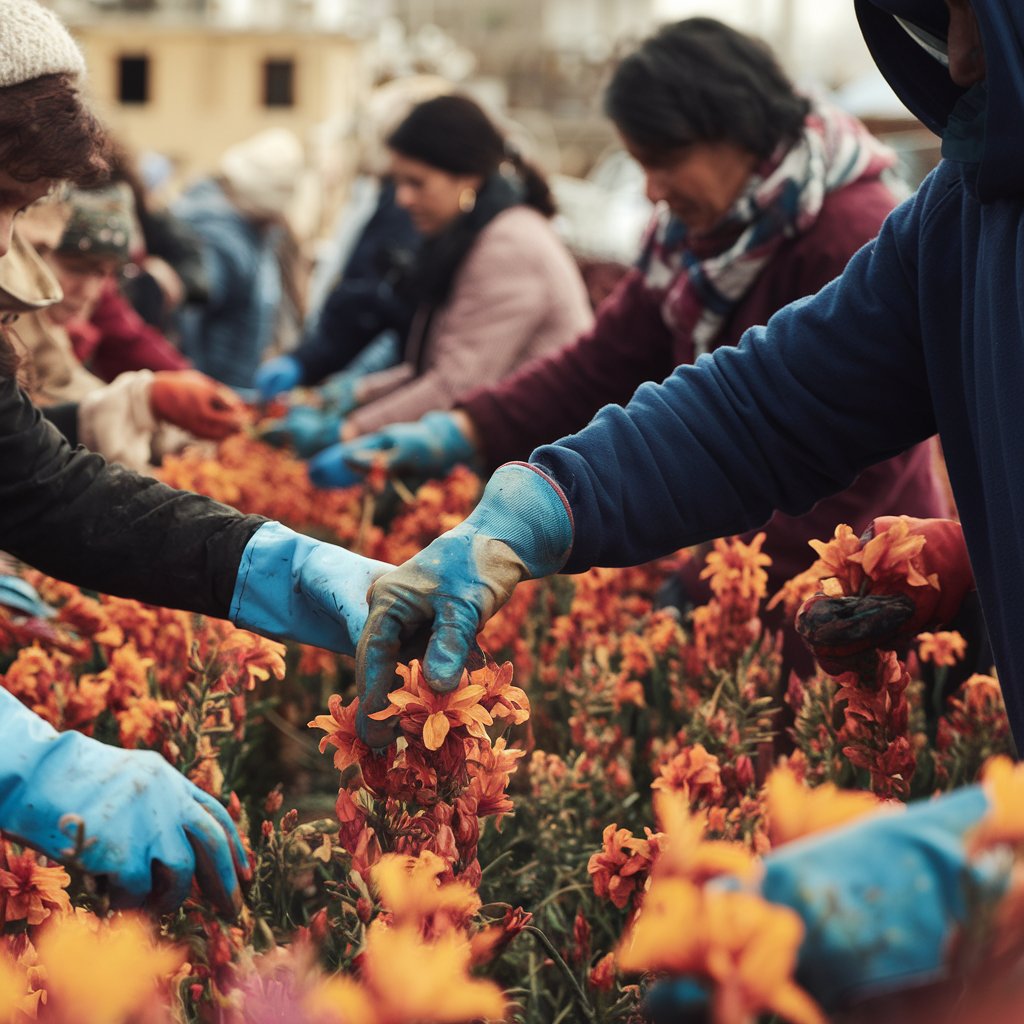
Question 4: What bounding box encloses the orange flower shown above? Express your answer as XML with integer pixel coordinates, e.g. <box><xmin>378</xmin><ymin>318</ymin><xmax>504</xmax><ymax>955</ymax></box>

<box><xmin>851</xmin><ymin>518</ymin><xmax>935</xmax><ymax>590</ymax></box>
<box><xmin>764</xmin><ymin>765</ymin><xmax>885</xmax><ymax>847</ymax></box>
<box><xmin>918</xmin><ymin>630</ymin><xmax>968</xmax><ymax>667</ymax></box>
<box><xmin>217</xmin><ymin>629</ymin><xmax>287</xmax><ymax>690</ymax></box>
<box><xmin>473</xmin><ymin>661</ymin><xmax>530</xmax><ymax>726</ymax></box>
<box><xmin>968</xmin><ymin>757</ymin><xmax>1024</xmax><ymax>855</ymax></box>
<box><xmin>617</xmin><ymin>878</ymin><xmax>825</xmax><ymax>1024</ymax></box>
<box><xmin>807</xmin><ymin>524</ymin><xmax>866</xmax><ymax>596</ymax></box>
<box><xmin>651</xmin><ymin>744</ymin><xmax>725</xmax><ymax>808</ymax></box>
<box><xmin>699</xmin><ymin>533</ymin><xmax>771</xmax><ymax>607</ymax></box>
<box><xmin>0</xmin><ymin>847</ymin><xmax>70</xmax><ymax>926</ymax></box>
<box><xmin>368</xmin><ymin>662</ymin><xmax>492</xmax><ymax>752</ymax></box>
<box><xmin>309</xmin><ymin>694</ymin><xmax>371</xmax><ymax>773</ymax></box>
<box><xmin>588</xmin><ymin>824</ymin><xmax>658</xmax><ymax>910</ymax></box>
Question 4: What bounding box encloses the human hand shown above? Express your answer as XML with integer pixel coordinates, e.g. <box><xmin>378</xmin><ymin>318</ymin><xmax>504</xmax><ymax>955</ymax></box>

<box><xmin>149</xmin><ymin>369</ymin><xmax>248</xmax><ymax>440</ymax></box>
<box><xmin>254</xmin><ymin>355</ymin><xmax>303</xmax><ymax>400</ymax></box>
<box><xmin>796</xmin><ymin>517</ymin><xmax>974</xmax><ymax>676</ymax></box>
<box><xmin>307</xmin><ymin>411</ymin><xmax>477</xmax><ymax>489</ymax></box>
<box><xmin>355</xmin><ymin>463</ymin><xmax>572</xmax><ymax>746</ymax></box>
<box><xmin>0</xmin><ymin>688</ymin><xmax>250</xmax><ymax>916</ymax></box>
<box><xmin>257</xmin><ymin>405</ymin><xmax>344</xmax><ymax>458</ymax></box>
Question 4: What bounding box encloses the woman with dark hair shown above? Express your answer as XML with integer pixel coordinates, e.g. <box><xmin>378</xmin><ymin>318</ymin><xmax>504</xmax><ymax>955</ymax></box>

<box><xmin>263</xmin><ymin>93</ymin><xmax>591</xmax><ymax>457</ymax></box>
<box><xmin>0</xmin><ymin>0</ymin><xmax>390</xmax><ymax>917</ymax></box>
<box><xmin>317</xmin><ymin>18</ymin><xmax>947</xmax><ymax>681</ymax></box>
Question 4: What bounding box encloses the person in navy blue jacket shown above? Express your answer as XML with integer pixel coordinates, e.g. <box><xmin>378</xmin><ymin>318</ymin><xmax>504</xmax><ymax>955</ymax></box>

<box><xmin>356</xmin><ymin>0</ymin><xmax>1024</xmax><ymax>1012</ymax></box>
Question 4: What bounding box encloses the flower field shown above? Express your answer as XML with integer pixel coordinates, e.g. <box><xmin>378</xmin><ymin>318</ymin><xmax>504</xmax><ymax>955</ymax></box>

<box><xmin>1</xmin><ymin>434</ymin><xmax>1023</xmax><ymax>1023</ymax></box>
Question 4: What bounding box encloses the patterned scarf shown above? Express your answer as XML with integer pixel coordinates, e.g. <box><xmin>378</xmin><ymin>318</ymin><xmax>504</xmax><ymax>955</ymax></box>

<box><xmin>637</xmin><ymin>100</ymin><xmax>897</xmax><ymax>357</ymax></box>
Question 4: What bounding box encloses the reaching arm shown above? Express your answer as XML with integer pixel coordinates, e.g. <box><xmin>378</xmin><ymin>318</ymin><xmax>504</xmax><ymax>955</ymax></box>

<box><xmin>533</xmin><ymin>192</ymin><xmax>933</xmax><ymax>572</ymax></box>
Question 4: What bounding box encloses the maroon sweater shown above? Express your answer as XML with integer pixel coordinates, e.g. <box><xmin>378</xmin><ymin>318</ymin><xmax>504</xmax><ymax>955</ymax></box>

<box><xmin>461</xmin><ymin>177</ymin><xmax>949</xmax><ymax>602</ymax></box>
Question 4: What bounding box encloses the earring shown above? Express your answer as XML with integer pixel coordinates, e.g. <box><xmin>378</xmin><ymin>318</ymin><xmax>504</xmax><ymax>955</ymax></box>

<box><xmin>458</xmin><ymin>187</ymin><xmax>477</xmax><ymax>213</ymax></box>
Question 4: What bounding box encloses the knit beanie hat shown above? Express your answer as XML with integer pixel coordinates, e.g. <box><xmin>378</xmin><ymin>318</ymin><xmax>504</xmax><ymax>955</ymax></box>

<box><xmin>0</xmin><ymin>0</ymin><xmax>86</xmax><ymax>88</ymax></box>
<box><xmin>57</xmin><ymin>183</ymin><xmax>135</xmax><ymax>262</ymax></box>
<box><xmin>219</xmin><ymin>128</ymin><xmax>304</xmax><ymax>219</ymax></box>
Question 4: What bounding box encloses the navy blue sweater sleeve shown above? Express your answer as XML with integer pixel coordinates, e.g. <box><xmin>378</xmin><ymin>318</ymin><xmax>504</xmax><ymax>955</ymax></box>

<box><xmin>532</xmin><ymin>189</ymin><xmax>938</xmax><ymax>572</ymax></box>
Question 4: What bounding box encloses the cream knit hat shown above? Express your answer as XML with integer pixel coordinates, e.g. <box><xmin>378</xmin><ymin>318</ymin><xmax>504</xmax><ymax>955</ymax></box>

<box><xmin>219</xmin><ymin>128</ymin><xmax>304</xmax><ymax>219</ymax></box>
<box><xmin>0</xmin><ymin>0</ymin><xmax>86</xmax><ymax>89</ymax></box>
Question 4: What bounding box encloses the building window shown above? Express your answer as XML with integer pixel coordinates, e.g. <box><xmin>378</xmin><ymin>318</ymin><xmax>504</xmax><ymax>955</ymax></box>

<box><xmin>118</xmin><ymin>55</ymin><xmax>149</xmax><ymax>104</ymax></box>
<box><xmin>263</xmin><ymin>59</ymin><xmax>295</xmax><ymax>108</ymax></box>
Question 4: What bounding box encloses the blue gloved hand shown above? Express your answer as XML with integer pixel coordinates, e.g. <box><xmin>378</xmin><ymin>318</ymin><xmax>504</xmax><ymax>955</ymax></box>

<box><xmin>308</xmin><ymin>411</ymin><xmax>478</xmax><ymax>490</ymax></box>
<box><xmin>257</xmin><ymin>406</ymin><xmax>344</xmax><ymax>458</ymax></box>
<box><xmin>354</xmin><ymin>462</ymin><xmax>573</xmax><ymax>746</ymax></box>
<box><xmin>254</xmin><ymin>355</ymin><xmax>303</xmax><ymax>400</ymax></box>
<box><xmin>0</xmin><ymin>687</ymin><xmax>250</xmax><ymax>916</ymax></box>
<box><xmin>0</xmin><ymin>575</ymin><xmax>56</xmax><ymax>619</ymax></box>
<box><xmin>645</xmin><ymin>785</ymin><xmax>999</xmax><ymax>1020</ymax></box>
<box><xmin>317</xmin><ymin>372</ymin><xmax>361</xmax><ymax>417</ymax></box>
<box><xmin>230</xmin><ymin>521</ymin><xmax>392</xmax><ymax>654</ymax></box>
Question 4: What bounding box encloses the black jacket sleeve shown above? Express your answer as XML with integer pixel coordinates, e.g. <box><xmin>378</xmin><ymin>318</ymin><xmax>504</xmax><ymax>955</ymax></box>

<box><xmin>1</xmin><ymin>375</ymin><xmax>265</xmax><ymax>617</ymax></box>
<box><xmin>40</xmin><ymin>403</ymin><xmax>80</xmax><ymax>447</ymax></box>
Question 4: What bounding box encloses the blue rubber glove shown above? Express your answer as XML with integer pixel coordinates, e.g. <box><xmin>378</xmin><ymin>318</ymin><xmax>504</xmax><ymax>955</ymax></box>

<box><xmin>645</xmin><ymin>785</ymin><xmax>1000</xmax><ymax>1019</ymax></box>
<box><xmin>230</xmin><ymin>521</ymin><xmax>392</xmax><ymax>654</ymax></box>
<box><xmin>258</xmin><ymin>406</ymin><xmax>344</xmax><ymax>458</ymax></box>
<box><xmin>254</xmin><ymin>355</ymin><xmax>303</xmax><ymax>400</ymax></box>
<box><xmin>307</xmin><ymin>412</ymin><xmax>477</xmax><ymax>490</ymax></box>
<box><xmin>317</xmin><ymin>373</ymin><xmax>361</xmax><ymax>417</ymax></box>
<box><xmin>354</xmin><ymin>463</ymin><xmax>573</xmax><ymax>745</ymax></box>
<box><xmin>0</xmin><ymin>687</ymin><xmax>250</xmax><ymax>916</ymax></box>
<box><xmin>0</xmin><ymin>575</ymin><xmax>55</xmax><ymax>618</ymax></box>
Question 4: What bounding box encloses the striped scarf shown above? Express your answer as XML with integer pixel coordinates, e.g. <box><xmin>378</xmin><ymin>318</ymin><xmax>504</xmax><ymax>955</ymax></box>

<box><xmin>637</xmin><ymin>100</ymin><xmax>897</xmax><ymax>357</ymax></box>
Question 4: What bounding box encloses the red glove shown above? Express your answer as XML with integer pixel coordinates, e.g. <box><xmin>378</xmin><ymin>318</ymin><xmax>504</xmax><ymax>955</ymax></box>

<box><xmin>796</xmin><ymin>517</ymin><xmax>975</xmax><ymax>676</ymax></box>
<box><xmin>149</xmin><ymin>370</ymin><xmax>248</xmax><ymax>440</ymax></box>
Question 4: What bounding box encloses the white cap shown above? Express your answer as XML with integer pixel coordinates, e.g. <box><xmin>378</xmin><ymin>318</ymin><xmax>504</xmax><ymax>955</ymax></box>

<box><xmin>0</xmin><ymin>0</ymin><xmax>86</xmax><ymax>89</ymax></box>
<box><xmin>219</xmin><ymin>128</ymin><xmax>304</xmax><ymax>219</ymax></box>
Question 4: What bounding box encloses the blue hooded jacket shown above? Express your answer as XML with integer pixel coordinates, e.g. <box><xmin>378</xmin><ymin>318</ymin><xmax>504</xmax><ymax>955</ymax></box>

<box><xmin>530</xmin><ymin>0</ymin><xmax>1024</xmax><ymax>742</ymax></box>
<box><xmin>172</xmin><ymin>179</ymin><xmax>283</xmax><ymax>389</ymax></box>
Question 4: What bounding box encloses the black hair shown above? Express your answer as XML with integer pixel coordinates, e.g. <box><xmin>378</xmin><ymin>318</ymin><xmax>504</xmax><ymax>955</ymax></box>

<box><xmin>387</xmin><ymin>93</ymin><xmax>555</xmax><ymax>218</ymax></box>
<box><xmin>604</xmin><ymin>18</ymin><xmax>810</xmax><ymax>161</ymax></box>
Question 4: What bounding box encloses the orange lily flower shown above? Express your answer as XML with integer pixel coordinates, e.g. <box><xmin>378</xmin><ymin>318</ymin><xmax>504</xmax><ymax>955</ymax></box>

<box><xmin>368</xmin><ymin>662</ymin><xmax>493</xmax><ymax>751</ymax></box>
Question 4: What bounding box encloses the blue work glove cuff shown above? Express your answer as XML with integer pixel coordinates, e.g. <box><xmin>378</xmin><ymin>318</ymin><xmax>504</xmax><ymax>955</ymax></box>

<box><xmin>467</xmin><ymin>462</ymin><xmax>574</xmax><ymax>579</ymax></box>
<box><xmin>230</xmin><ymin>521</ymin><xmax>390</xmax><ymax>655</ymax></box>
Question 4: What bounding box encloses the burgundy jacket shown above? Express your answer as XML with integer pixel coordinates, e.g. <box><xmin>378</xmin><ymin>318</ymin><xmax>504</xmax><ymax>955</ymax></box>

<box><xmin>461</xmin><ymin>177</ymin><xmax>949</xmax><ymax>600</ymax></box>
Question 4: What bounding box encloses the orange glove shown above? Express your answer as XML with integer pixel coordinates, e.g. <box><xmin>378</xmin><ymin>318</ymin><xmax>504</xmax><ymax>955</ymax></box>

<box><xmin>796</xmin><ymin>517</ymin><xmax>975</xmax><ymax>676</ymax></box>
<box><xmin>149</xmin><ymin>370</ymin><xmax>247</xmax><ymax>440</ymax></box>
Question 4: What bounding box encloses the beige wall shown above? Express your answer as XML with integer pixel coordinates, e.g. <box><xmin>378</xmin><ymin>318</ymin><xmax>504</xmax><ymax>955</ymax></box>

<box><xmin>70</xmin><ymin>24</ymin><xmax>366</xmax><ymax>185</ymax></box>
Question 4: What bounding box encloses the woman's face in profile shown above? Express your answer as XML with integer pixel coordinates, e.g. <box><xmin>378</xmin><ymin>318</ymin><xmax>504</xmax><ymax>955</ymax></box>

<box><xmin>390</xmin><ymin>151</ymin><xmax>480</xmax><ymax>236</ymax></box>
<box><xmin>620</xmin><ymin>134</ymin><xmax>758</xmax><ymax>237</ymax></box>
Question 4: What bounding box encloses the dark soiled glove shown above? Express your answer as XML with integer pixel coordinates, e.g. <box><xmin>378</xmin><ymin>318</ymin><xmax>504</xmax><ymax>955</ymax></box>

<box><xmin>796</xmin><ymin>517</ymin><xmax>975</xmax><ymax>676</ymax></box>
<box><xmin>354</xmin><ymin>463</ymin><xmax>573</xmax><ymax>746</ymax></box>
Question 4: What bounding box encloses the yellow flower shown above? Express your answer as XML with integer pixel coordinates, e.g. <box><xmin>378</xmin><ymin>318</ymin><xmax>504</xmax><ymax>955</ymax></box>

<box><xmin>361</xmin><ymin>923</ymin><xmax>507</xmax><ymax>1023</ymax></box>
<box><xmin>968</xmin><ymin>756</ymin><xmax>1024</xmax><ymax>855</ymax></box>
<box><xmin>36</xmin><ymin>912</ymin><xmax>186</xmax><ymax>1024</ymax></box>
<box><xmin>652</xmin><ymin>792</ymin><xmax>760</xmax><ymax>886</ymax></box>
<box><xmin>618</xmin><ymin>879</ymin><xmax>825</xmax><ymax>1024</ymax></box>
<box><xmin>372</xmin><ymin>850</ymin><xmax>480</xmax><ymax>932</ymax></box>
<box><xmin>764</xmin><ymin>766</ymin><xmax>885</xmax><ymax>847</ymax></box>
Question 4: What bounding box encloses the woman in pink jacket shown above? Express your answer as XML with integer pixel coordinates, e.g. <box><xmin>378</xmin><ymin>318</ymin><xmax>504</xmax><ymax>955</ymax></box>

<box><xmin>264</xmin><ymin>94</ymin><xmax>592</xmax><ymax>456</ymax></box>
